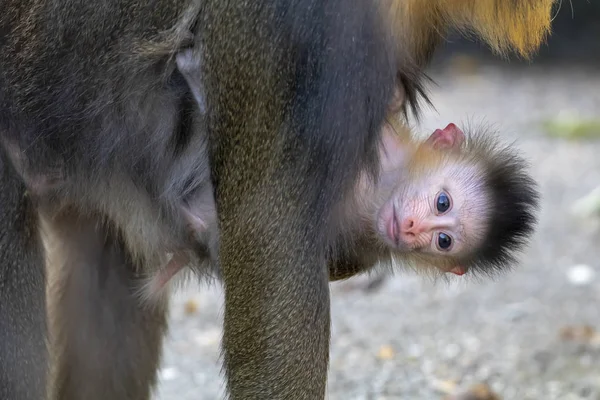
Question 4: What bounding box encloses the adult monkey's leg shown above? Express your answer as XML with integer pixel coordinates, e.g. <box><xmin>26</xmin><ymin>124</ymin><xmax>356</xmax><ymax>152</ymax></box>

<box><xmin>44</xmin><ymin>211</ymin><xmax>168</xmax><ymax>400</ymax></box>
<box><xmin>197</xmin><ymin>0</ymin><xmax>397</xmax><ymax>398</ymax></box>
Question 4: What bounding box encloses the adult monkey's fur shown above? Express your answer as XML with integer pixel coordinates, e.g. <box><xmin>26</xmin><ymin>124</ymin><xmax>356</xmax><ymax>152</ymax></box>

<box><xmin>0</xmin><ymin>0</ymin><xmax>555</xmax><ymax>400</ymax></box>
<box><xmin>389</xmin><ymin>0</ymin><xmax>555</xmax><ymax>64</ymax></box>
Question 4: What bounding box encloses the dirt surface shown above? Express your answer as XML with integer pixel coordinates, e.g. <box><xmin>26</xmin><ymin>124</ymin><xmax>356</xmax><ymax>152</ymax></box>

<box><xmin>155</xmin><ymin>64</ymin><xmax>600</xmax><ymax>400</ymax></box>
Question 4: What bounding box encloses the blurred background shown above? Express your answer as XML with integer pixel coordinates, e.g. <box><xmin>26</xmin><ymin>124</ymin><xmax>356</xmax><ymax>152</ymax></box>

<box><xmin>157</xmin><ymin>2</ymin><xmax>600</xmax><ymax>399</ymax></box>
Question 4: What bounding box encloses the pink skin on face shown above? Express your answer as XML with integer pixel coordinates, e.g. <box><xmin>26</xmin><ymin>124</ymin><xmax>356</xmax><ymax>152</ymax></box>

<box><xmin>377</xmin><ymin>123</ymin><xmax>470</xmax><ymax>276</ymax></box>
<box><xmin>381</xmin><ymin>186</ymin><xmax>468</xmax><ymax>276</ymax></box>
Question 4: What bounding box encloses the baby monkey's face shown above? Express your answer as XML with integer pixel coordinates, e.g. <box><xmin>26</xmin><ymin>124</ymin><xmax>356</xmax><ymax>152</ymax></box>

<box><xmin>377</xmin><ymin>163</ymin><xmax>489</xmax><ymax>264</ymax></box>
<box><xmin>375</xmin><ymin>124</ymin><xmax>490</xmax><ymax>276</ymax></box>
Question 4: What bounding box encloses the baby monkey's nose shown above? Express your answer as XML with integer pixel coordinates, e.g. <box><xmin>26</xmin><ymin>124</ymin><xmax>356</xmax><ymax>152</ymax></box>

<box><xmin>400</xmin><ymin>217</ymin><xmax>422</xmax><ymax>242</ymax></box>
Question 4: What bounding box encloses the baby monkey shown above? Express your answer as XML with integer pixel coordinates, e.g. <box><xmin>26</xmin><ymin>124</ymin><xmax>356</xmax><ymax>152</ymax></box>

<box><xmin>158</xmin><ymin>123</ymin><xmax>474</xmax><ymax>283</ymax></box>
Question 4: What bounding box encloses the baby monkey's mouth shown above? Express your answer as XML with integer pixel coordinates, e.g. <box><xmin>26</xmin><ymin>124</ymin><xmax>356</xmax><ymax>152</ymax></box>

<box><xmin>388</xmin><ymin>204</ymin><xmax>400</xmax><ymax>247</ymax></box>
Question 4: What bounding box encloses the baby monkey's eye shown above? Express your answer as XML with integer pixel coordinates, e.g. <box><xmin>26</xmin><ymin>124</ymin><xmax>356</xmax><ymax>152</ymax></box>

<box><xmin>435</xmin><ymin>191</ymin><xmax>451</xmax><ymax>214</ymax></box>
<box><xmin>437</xmin><ymin>232</ymin><xmax>452</xmax><ymax>251</ymax></box>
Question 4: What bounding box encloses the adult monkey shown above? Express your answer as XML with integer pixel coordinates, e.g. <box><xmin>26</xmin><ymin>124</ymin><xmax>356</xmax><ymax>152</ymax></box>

<box><xmin>0</xmin><ymin>1</ymin><xmax>554</xmax><ymax>400</ymax></box>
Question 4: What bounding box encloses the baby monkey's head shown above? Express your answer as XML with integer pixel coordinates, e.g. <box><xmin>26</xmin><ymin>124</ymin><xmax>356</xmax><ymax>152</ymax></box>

<box><xmin>375</xmin><ymin>123</ymin><xmax>540</xmax><ymax>278</ymax></box>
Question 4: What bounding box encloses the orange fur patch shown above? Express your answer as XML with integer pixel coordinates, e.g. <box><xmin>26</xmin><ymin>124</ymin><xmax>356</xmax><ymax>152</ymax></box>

<box><xmin>382</xmin><ymin>0</ymin><xmax>555</xmax><ymax>63</ymax></box>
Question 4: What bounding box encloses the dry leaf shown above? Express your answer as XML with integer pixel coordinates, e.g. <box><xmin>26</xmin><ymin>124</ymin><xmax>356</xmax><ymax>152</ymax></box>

<box><xmin>559</xmin><ymin>325</ymin><xmax>598</xmax><ymax>342</ymax></box>
<box><xmin>376</xmin><ymin>345</ymin><xmax>395</xmax><ymax>360</ymax></box>
<box><xmin>444</xmin><ymin>383</ymin><xmax>501</xmax><ymax>400</ymax></box>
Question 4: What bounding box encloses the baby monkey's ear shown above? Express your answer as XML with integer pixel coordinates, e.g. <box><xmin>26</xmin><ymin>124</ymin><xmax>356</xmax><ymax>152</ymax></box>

<box><xmin>425</xmin><ymin>123</ymin><xmax>465</xmax><ymax>150</ymax></box>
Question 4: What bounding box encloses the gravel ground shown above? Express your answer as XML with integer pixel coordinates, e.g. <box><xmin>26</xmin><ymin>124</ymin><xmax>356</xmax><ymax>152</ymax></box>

<box><xmin>155</xmin><ymin>64</ymin><xmax>600</xmax><ymax>400</ymax></box>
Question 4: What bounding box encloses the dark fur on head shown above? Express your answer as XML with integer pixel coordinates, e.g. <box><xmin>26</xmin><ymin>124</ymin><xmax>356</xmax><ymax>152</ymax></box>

<box><xmin>459</xmin><ymin>128</ymin><xmax>540</xmax><ymax>276</ymax></box>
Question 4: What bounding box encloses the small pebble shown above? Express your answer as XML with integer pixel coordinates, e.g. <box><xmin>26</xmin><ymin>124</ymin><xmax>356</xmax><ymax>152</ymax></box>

<box><xmin>566</xmin><ymin>264</ymin><xmax>595</xmax><ymax>286</ymax></box>
<box><xmin>432</xmin><ymin>379</ymin><xmax>458</xmax><ymax>394</ymax></box>
<box><xmin>160</xmin><ymin>367</ymin><xmax>180</xmax><ymax>381</ymax></box>
<box><xmin>407</xmin><ymin>343</ymin><xmax>423</xmax><ymax>359</ymax></box>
